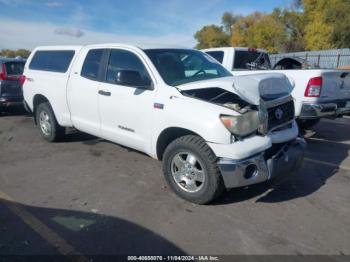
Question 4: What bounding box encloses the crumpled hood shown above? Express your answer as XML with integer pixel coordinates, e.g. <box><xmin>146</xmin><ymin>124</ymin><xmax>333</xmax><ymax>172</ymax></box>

<box><xmin>177</xmin><ymin>74</ymin><xmax>292</xmax><ymax>105</ymax></box>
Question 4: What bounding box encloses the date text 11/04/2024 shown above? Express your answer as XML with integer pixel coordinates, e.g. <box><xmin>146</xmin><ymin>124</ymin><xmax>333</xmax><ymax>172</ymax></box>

<box><xmin>127</xmin><ymin>256</ymin><xmax>219</xmax><ymax>261</ymax></box>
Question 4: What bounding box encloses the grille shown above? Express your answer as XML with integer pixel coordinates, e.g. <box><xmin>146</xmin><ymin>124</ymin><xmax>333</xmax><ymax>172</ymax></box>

<box><xmin>267</xmin><ymin>100</ymin><xmax>294</xmax><ymax>131</ymax></box>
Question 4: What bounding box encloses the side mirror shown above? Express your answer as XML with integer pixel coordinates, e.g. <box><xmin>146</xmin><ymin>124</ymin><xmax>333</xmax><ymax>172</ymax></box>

<box><xmin>115</xmin><ymin>70</ymin><xmax>152</xmax><ymax>90</ymax></box>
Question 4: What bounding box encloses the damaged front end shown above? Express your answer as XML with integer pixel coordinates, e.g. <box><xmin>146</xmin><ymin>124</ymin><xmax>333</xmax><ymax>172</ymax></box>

<box><xmin>181</xmin><ymin>85</ymin><xmax>295</xmax><ymax>139</ymax></box>
<box><xmin>181</xmin><ymin>87</ymin><xmax>261</xmax><ymax>137</ymax></box>
<box><xmin>179</xmin><ymin>74</ymin><xmax>304</xmax><ymax>189</ymax></box>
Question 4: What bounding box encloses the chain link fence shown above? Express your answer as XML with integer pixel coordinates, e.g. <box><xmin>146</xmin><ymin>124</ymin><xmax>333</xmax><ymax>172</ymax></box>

<box><xmin>270</xmin><ymin>49</ymin><xmax>350</xmax><ymax>69</ymax></box>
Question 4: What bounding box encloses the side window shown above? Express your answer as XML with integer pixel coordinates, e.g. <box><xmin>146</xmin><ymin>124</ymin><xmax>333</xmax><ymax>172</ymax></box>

<box><xmin>106</xmin><ymin>49</ymin><xmax>151</xmax><ymax>86</ymax></box>
<box><xmin>81</xmin><ymin>49</ymin><xmax>104</xmax><ymax>80</ymax></box>
<box><xmin>206</xmin><ymin>51</ymin><xmax>224</xmax><ymax>63</ymax></box>
<box><xmin>29</xmin><ymin>50</ymin><xmax>75</xmax><ymax>73</ymax></box>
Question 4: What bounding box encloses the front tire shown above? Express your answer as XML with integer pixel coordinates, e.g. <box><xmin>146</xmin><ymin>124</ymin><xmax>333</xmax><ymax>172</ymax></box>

<box><xmin>36</xmin><ymin>102</ymin><xmax>65</xmax><ymax>142</ymax></box>
<box><xmin>162</xmin><ymin>135</ymin><xmax>224</xmax><ymax>204</ymax></box>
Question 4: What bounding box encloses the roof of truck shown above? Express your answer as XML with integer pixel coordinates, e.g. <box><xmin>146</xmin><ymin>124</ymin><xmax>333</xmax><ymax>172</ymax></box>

<box><xmin>202</xmin><ymin>47</ymin><xmax>267</xmax><ymax>53</ymax></box>
<box><xmin>33</xmin><ymin>43</ymin><xmax>190</xmax><ymax>51</ymax></box>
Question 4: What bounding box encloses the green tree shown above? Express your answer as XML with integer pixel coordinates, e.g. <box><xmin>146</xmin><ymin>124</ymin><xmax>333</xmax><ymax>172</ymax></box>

<box><xmin>194</xmin><ymin>0</ymin><xmax>350</xmax><ymax>52</ymax></box>
<box><xmin>279</xmin><ymin>8</ymin><xmax>306</xmax><ymax>52</ymax></box>
<box><xmin>0</xmin><ymin>49</ymin><xmax>16</xmax><ymax>58</ymax></box>
<box><xmin>231</xmin><ymin>12</ymin><xmax>263</xmax><ymax>48</ymax></box>
<box><xmin>303</xmin><ymin>0</ymin><xmax>350</xmax><ymax>50</ymax></box>
<box><xmin>303</xmin><ymin>0</ymin><xmax>334</xmax><ymax>50</ymax></box>
<box><xmin>0</xmin><ymin>49</ymin><xmax>31</xmax><ymax>58</ymax></box>
<box><xmin>231</xmin><ymin>12</ymin><xmax>286</xmax><ymax>53</ymax></box>
<box><xmin>15</xmin><ymin>49</ymin><xmax>31</xmax><ymax>58</ymax></box>
<box><xmin>324</xmin><ymin>0</ymin><xmax>350</xmax><ymax>48</ymax></box>
<box><xmin>194</xmin><ymin>25</ymin><xmax>230</xmax><ymax>49</ymax></box>
<box><xmin>251</xmin><ymin>13</ymin><xmax>286</xmax><ymax>53</ymax></box>
<box><xmin>221</xmin><ymin>12</ymin><xmax>241</xmax><ymax>35</ymax></box>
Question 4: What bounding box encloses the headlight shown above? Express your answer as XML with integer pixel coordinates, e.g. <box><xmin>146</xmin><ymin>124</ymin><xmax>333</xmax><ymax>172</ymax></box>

<box><xmin>220</xmin><ymin>111</ymin><xmax>260</xmax><ymax>136</ymax></box>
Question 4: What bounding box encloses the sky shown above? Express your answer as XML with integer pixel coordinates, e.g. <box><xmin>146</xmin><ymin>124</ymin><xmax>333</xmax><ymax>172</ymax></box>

<box><xmin>0</xmin><ymin>0</ymin><xmax>292</xmax><ymax>50</ymax></box>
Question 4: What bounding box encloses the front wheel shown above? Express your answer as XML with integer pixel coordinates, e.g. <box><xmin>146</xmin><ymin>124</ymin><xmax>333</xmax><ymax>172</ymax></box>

<box><xmin>162</xmin><ymin>135</ymin><xmax>224</xmax><ymax>204</ymax></box>
<box><xmin>36</xmin><ymin>102</ymin><xmax>65</xmax><ymax>142</ymax></box>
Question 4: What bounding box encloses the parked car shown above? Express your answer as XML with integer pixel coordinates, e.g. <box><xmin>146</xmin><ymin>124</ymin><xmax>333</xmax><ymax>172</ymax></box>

<box><xmin>23</xmin><ymin>44</ymin><xmax>305</xmax><ymax>204</ymax></box>
<box><xmin>203</xmin><ymin>47</ymin><xmax>350</xmax><ymax>130</ymax></box>
<box><xmin>0</xmin><ymin>58</ymin><xmax>26</xmax><ymax>114</ymax></box>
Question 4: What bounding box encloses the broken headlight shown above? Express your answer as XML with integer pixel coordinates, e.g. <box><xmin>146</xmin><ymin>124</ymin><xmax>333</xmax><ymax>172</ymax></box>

<box><xmin>220</xmin><ymin>111</ymin><xmax>260</xmax><ymax>137</ymax></box>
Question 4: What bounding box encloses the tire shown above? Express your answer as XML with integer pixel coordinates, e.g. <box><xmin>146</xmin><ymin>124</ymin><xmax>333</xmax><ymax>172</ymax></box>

<box><xmin>36</xmin><ymin>102</ymin><xmax>65</xmax><ymax>142</ymax></box>
<box><xmin>162</xmin><ymin>135</ymin><xmax>225</xmax><ymax>204</ymax></box>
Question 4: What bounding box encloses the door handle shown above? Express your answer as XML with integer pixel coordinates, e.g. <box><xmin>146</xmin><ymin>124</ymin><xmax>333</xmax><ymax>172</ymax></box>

<box><xmin>98</xmin><ymin>90</ymin><xmax>111</xmax><ymax>96</ymax></box>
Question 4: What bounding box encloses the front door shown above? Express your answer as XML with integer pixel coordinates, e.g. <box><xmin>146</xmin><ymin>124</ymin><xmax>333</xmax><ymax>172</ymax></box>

<box><xmin>98</xmin><ymin>48</ymin><xmax>155</xmax><ymax>153</ymax></box>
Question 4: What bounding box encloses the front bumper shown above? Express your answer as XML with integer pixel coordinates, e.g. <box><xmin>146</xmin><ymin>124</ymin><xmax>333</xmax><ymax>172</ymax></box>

<box><xmin>217</xmin><ymin>137</ymin><xmax>306</xmax><ymax>189</ymax></box>
<box><xmin>299</xmin><ymin>100</ymin><xmax>350</xmax><ymax>119</ymax></box>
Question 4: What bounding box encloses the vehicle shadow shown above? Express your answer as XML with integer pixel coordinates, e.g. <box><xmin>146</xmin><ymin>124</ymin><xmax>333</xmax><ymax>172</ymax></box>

<box><xmin>0</xmin><ymin>107</ymin><xmax>31</xmax><ymax>117</ymax></box>
<box><xmin>306</xmin><ymin>118</ymin><xmax>350</xmax><ymax>142</ymax></box>
<box><xmin>59</xmin><ymin>130</ymin><xmax>98</xmax><ymax>144</ymax></box>
<box><xmin>213</xmin><ymin>120</ymin><xmax>350</xmax><ymax>205</ymax></box>
<box><xmin>0</xmin><ymin>199</ymin><xmax>185</xmax><ymax>257</ymax></box>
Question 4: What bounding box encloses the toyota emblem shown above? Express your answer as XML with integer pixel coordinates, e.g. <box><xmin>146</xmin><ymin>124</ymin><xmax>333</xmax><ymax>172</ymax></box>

<box><xmin>275</xmin><ymin>108</ymin><xmax>284</xmax><ymax>120</ymax></box>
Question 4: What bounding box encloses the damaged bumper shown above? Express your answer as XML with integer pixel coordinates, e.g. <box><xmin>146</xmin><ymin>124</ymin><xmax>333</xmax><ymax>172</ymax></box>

<box><xmin>299</xmin><ymin>100</ymin><xmax>350</xmax><ymax>119</ymax></box>
<box><xmin>217</xmin><ymin>137</ymin><xmax>306</xmax><ymax>189</ymax></box>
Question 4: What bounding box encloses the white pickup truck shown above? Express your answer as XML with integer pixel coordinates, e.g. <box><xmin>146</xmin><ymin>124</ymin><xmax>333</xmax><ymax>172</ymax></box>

<box><xmin>203</xmin><ymin>47</ymin><xmax>350</xmax><ymax>130</ymax></box>
<box><xmin>23</xmin><ymin>44</ymin><xmax>305</xmax><ymax>204</ymax></box>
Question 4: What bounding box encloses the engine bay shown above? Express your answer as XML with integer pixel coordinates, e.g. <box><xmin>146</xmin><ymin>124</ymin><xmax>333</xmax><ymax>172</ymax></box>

<box><xmin>181</xmin><ymin>87</ymin><xmax>256</xmax><ymax>113</ymax></box>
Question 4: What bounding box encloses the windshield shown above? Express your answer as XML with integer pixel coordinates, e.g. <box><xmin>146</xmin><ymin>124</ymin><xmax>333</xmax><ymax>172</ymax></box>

<box><xmin>234</xmin><ymin>50</ymin><xmax>271</xmax><ymax>70</ymax></box>
<box><xmin>5</xmin><ymin>61</ymin><xmax>25</xmax><ymax>76</ymax></box>
<box><xmin>144</xmin><ymin>49</ymin><xmax>231</xmax><ymax>86</ymax></box>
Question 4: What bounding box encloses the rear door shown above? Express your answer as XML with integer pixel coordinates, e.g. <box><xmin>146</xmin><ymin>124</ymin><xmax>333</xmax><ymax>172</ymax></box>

<box><xmin>67</xmin><ymin>48</ymin><xmax>105</xmax><ymax>137</ymax></box>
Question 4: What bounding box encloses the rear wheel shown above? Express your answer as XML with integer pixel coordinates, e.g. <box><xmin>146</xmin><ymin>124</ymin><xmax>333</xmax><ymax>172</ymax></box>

<box><xmin>36</xmin><ymin>102</ymin><xmax>65</xmax><ymax>142</ymax></box>
<box><xmin>162</xmin><ymin>135</ymin><xmax>224</xmax><ymax>204</ymax></box>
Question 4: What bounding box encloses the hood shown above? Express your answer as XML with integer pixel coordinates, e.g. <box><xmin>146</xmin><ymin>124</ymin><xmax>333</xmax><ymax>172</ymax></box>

<box><xmin>176</xmin><ymin>74</ymin><xmax>292</xmax><ymax>105</ymax></box>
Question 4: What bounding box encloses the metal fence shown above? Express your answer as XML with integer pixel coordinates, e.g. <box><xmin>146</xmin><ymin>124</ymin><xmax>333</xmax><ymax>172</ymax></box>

<box><xmin>270</xmin><ymin>48</ymin><xmax>350</xmax><ymax>69</ymax></box>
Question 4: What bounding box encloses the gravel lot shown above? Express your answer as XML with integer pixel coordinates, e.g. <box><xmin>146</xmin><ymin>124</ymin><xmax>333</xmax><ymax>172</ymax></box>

<box><xmin>0</xmin><ymin>109</ymin><xmax>349</xmax><ymax>257</ymax></box>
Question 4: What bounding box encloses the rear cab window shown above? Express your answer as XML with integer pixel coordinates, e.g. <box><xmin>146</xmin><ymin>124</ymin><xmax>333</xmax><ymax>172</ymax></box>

<box><xmin>4</xmin><ymin>61</ymin><xmax>25</xmax><ymax>76</ymax></box>
<box><xmin>233</xmin><ymin>50</ymin><xmax>271</xmax><ymax>70</ymax></box>
<box><xmin>205</xmin><ymin>51</ymin><xmax>224</xmax><ymax>63</ymax></box>
<box><xmin>29</xmin><ymin>50</ymin><xmax>75</xmax><ymax>73</ymax></box>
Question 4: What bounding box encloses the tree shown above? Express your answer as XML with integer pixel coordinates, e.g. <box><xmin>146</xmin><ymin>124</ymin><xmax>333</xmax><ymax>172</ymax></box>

<box><xmin>15</xmin><ymin>49</ymin><xmax>31</xmax><ymax>58</ymax></box>
<box><xmin>324</xmin><ymin>0</ymin><xmax>350</xmax><ymax>48</ymax></box>
<box><xmin>303</xmin><ymin>0</ymin><xmax>350</xmax><ymax>50</ymax></box>
<box><xmin>303</xmin><ymin>0</ymin><xmax>335</xmax><ymax>50</ymax></box>
<box><xmin>279</xmin><ymin>8</ymin><xmax>306</xmax><ymax>52</ymax></box>
<box><xmin>193</xmin><ymin>0</ymin><xmax>350</xmax><ymax>52</ymax></box>
<box><xmin>252</xmin><ymin>14</ymin><xmax>286</xmax><ymax>53</ymax></box>
<box><xmin>231</xmin><ymin>12</ymin><xmax>286</xmax><ymax>53</ymax></box>
<box><xmin>0</xmin><ymin>49</ymin><xmax>31</xmax><ymax>58</ymax></box>
<box><xmin>194</xmin><ymin>25</ymin><xmax>230</xmax><ymax>49</ymax></box>
<box><xmin>231</xmin><ymin>12</ymin><xmax>263</xmax><ymax>48</ymax></box>
<box><xmin>221</xmin><ymin>12</ymin><xmax>240</xmax><ymax>35</ymax></box>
